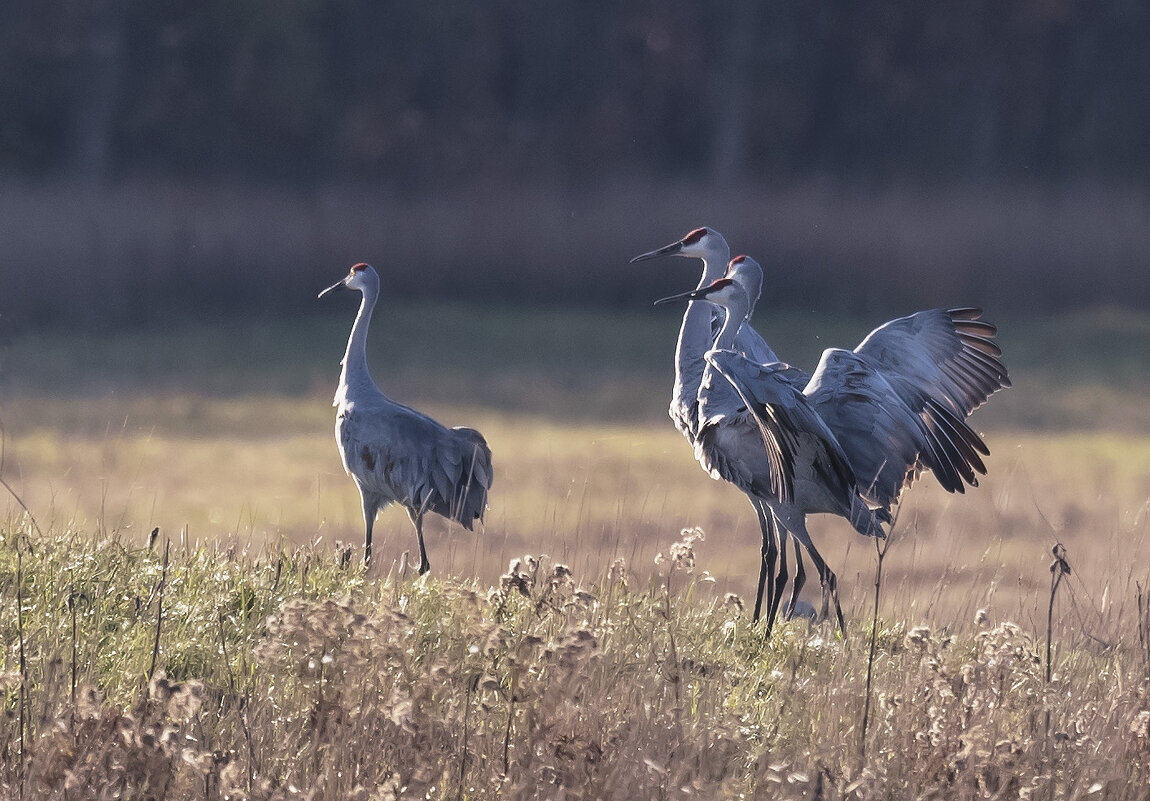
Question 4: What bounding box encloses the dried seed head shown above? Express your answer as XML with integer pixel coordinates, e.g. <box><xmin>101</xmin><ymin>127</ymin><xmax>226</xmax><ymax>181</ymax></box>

<box><xmin>501</xmin><ymin>570</ymin><xmax>531</xmax><ymax>598</ymax></box>
<box><xmin>906</xmin><ymin>626</ymin><xmax>931</xmax><ymax>649</ymax></box>
<box><xmin>608</xmin><ymin>558</ymin><xmax>628</xmax><ymax>584</ymax></box>
<box><xmin>663</xmin><ymin>527</ymin><xmax>706</xmax><ymax>572</ymax></box>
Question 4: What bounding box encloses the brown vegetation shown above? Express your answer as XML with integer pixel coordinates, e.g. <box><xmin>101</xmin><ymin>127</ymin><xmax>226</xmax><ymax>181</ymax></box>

<box><xmin>1</xmin><ymin>527</ymin><xmax>1149</xmax><ymax>799</ymax></box>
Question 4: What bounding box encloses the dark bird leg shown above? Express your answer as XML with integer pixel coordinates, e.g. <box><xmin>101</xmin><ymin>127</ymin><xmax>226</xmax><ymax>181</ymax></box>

<box><xmin>766</xmin><ymin>522</ymin><xmax>791</xmax><ymax>631</ymax></box>
<box><xmin>804</xmin><ymin>545</ymin><xmax>845</xmax><ymax>635</ymax></box>
<box><xmin>408</xmin><ymin>509</ymin><xmax>431</xmax><ymax>575</ymax></box>
<box><xmin>361</xmin><ymin>496</ymin><xmax>378</xmax><ymax>565</ymax></box>
<box><xmin>751</xmin><ymin>501</ymin><xmax>778</xmax><ymax>626</ymax></box>
<box><xmin>782</xmin><ymin>517</ymin><xmax>845</xmax><ymax>636</ymax></box>
<box><xmin>784</xmin><ymin>539</ymin><xmax>807</xmax><ymax>621</ymax></box>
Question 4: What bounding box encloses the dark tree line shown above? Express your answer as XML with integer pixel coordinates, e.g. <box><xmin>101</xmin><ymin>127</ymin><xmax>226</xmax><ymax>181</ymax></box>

<box><xmin>3</xmin><ymin>0</ymin><xmax>1149</xmax><ymax>187</ymax></box>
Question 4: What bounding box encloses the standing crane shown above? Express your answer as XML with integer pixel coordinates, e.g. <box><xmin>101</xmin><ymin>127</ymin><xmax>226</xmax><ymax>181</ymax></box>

<box><xmin>319</xmin><ymin>263</ymin><xmax>493</xmax><ymax>571</ymax></box>
<box><xmin>659</xmin><ymin>257</ymin><xmax>1010</xmax><ymax>631</ymax></box>
<box><xmin>632</xmin><ymin>228</ymin><xmax>803</xmax><ymax>629</ymax></box>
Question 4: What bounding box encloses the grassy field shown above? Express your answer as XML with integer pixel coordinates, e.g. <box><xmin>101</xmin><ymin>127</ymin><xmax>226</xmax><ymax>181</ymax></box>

<box><xmin>1</xmin><ymin>304</ymin><xmax>1149</xmax><ymax>796</ymax></box>
<box><xmin>3</xmin><ymin>304</ymin><xmax>1149</xmax><ymax>610</ymax></box>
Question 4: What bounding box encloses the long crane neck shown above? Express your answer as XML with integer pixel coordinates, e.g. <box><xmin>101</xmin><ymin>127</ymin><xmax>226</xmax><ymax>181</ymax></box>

<box><xmin>712</xmin><ymin>293</ymin><xmax>749</xmax><ymax>352</ymax></box>
<box><xmin>695</xmin><ymin>289</ymin><xmax>750</xmax><ymax>421</ymax></box>
<box><xmin>675</xmin><ymin>248</ymin><xmax>729</xmax><ymax>371</ymax></box>
<box><xmin>336</xmin><ymin>287</ymin><xmax>380</xmax><ymax>405</ymax></box>
<box><xmin>671</xmin><ymin>247</ymin><xmax>730</xmax><ymax>433</ymax></box>
<box><xmin>675</xmin><ymin>261</ymin><xmax>719</xmax><ymax>358</ymax></box>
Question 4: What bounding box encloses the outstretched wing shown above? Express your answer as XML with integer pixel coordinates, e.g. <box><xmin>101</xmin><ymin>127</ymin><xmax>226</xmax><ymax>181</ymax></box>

<box><xmin>854</xmin><ymin>307</ymin><xmax>1010</xmax><ymax>417</ymax></box>
<box><xmin>803</xmin><ymin>308</ymin><xmax>1010</xmax><ymax>505</ymax></box>
<box><xmin>804</xmin><ymin>349</ymin><xmax>940</xmax><ymax>509</ymax></box>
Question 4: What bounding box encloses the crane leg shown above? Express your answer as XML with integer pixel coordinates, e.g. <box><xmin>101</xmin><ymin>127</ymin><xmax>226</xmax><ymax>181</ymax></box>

<box><xmin>804</xmin><ymin>547</ymin><xmax>845</xmax><ymax>636</ymax></box>
<box><xmin>409</xmin><ymin>509</ymin><xmax>431</xmax><ymax>575</ymax></box>
<box><xmin>361</xmin><ymin>496</ymin><xmax>377</xmax><ymax>565</ymax></box>
<box><xmin>784</xmin><ymin>540</ymin><xmax>807</xmax><ymax>620</ymax></box>
<box><xmin>751</xmin><ymin>501</ymin><xmax>778</xmax><ymax>626</ymax></box>
<box><xmin>783</xmin><ymin>518</ymin><xmax>845</xmax><ymax>637</ymax></box>
<box><xmin>766</xmin><ymin>523</ymin><xmax>791</xmax><ymax>630</ymax></box>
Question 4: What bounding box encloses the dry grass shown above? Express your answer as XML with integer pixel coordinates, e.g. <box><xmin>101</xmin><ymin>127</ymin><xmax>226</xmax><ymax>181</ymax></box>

<box><xmin>5</xmin><ymin>403</ymin><xmax>1150</xmax><ymax>624</ymax></box>
<box><xmin>0</xmin><ymin>525</ymin><xmax>1147</xmax><ymax>799</ymax></box>
<box><xmin>2</xmin><ymin>310</ymin><xmax>1149</xmax><ymax>620</ymax></box>
<box><xmin>2</xmin><ymin>305</ymin><xmax>1149</xmax><ymax>796</ymax></box>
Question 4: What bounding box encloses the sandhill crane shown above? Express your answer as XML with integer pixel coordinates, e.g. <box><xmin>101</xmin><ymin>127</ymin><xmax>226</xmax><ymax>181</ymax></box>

<box><xmin>657</xmin><ymin>270</ymin><xmax>885</xmax><ymax>631</ymax></box>
<box><xmin>660</xmin><ymin>257</ymin><xmax>1010</xmax><ymax>632</ymax></box>
<box><xmin>633</xmin><ymin>228</ymin><xmax>802</xmax><ymax>628</ymax></box>
<box><xmin>319</xmin><ymin>263</ymin><xmax>493</xmax><ymax>571</ymax></box>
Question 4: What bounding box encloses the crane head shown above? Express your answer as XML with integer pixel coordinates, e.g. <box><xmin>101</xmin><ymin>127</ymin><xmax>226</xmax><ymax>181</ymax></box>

<box><xmin>722</xmin><ymin>254</ymin><xmax>769</xmax><ymax>316</ymax></box>
<box><xmin>318</xmin><ymin>262</ymin><xmax>378</xmax><ymax>299</ymax></box>
<box><xmin>630</xmin><ymin>226</ymin><xmax>728</xmax><ymax>264</ymax></box>
<box><xmin>725</xmin><ymin>254</ymin><xmax>764</xmax><ymax>298</ymax></box>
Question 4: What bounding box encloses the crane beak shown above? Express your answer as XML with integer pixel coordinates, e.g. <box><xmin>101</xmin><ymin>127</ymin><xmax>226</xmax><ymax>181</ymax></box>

<box><xmin>318</xmin><ymin>279</ymin><xmax>348</xmax><ymax>299</ymax></box>
<box><xmin>630</xmin><ymin>240</ymin><xmax>684</xmax><ymax>263</ymax></box>
<box><xmin>654</xmin><ymin>276</ymin><xmax>733</xmax><ymax>306</ymax></box>
<box><xmin>653</xmin><ymin>286</ymin><xmax>708</xmax><ymax>306</ymax></box>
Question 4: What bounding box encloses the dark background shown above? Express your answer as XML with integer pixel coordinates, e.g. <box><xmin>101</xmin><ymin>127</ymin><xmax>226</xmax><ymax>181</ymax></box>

<box><xmin>3</xmin><ymin>0</ymin><xmax>1149</xmax><ymax>329</ymax></box>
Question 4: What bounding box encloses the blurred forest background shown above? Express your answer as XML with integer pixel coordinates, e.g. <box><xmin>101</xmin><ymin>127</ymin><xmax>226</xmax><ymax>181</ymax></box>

<box><xmin>2</xmin><ymin>0</ymin><xmax>1150</xmax><ymax>331</ymax></box>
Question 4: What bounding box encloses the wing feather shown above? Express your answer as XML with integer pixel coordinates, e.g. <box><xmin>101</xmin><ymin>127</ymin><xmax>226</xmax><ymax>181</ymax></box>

<box><xmin>802</xmin><ymin>307</ymin><xmax>1011</xmax><ymax>503</ymax></box>
<box><xmin>804</xmin><ymin>349</ymin><xmax>926</xmax><ymax>509</ymax></box>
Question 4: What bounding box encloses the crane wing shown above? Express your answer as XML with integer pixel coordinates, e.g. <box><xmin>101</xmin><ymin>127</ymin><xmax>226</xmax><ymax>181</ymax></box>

<box><xmin>804</xmin><ymin>348</ymin><xmax>940</xmax><ymax>509</ymax></box>
<box><xmin>841</xmin><ymin>307</ymin><xmax>1010</xmax><ymax>497</ymax></box>
<box><xmin>438</xmin><ymin>426</ymin><xmax>493</xmax><ymax>527</ymax></box>
<box><xmin>338</xmin><ymin>404</ymin><xmax>493</xmax><ymax>529</ymax></box>
<box><xmin>853</xmin><ymin>307</ymin><xmax>1011</xmax><ymax>417</ymax></box>
<box><xmin>704</xmin><ymin>349</ymin><xmax>856</xmax><ymax>506</ymax></box>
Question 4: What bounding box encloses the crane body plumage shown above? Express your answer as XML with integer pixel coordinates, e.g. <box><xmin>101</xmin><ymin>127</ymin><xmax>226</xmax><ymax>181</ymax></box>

<box><xmin>320</xmin><ymin>263</ymin><xmax>493</xmax><ymax>570</ymax></box>
<box><xmin>669</xmin><ymin>274</ymin><xmax>887</xmax><ymax>630</ymax></box>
